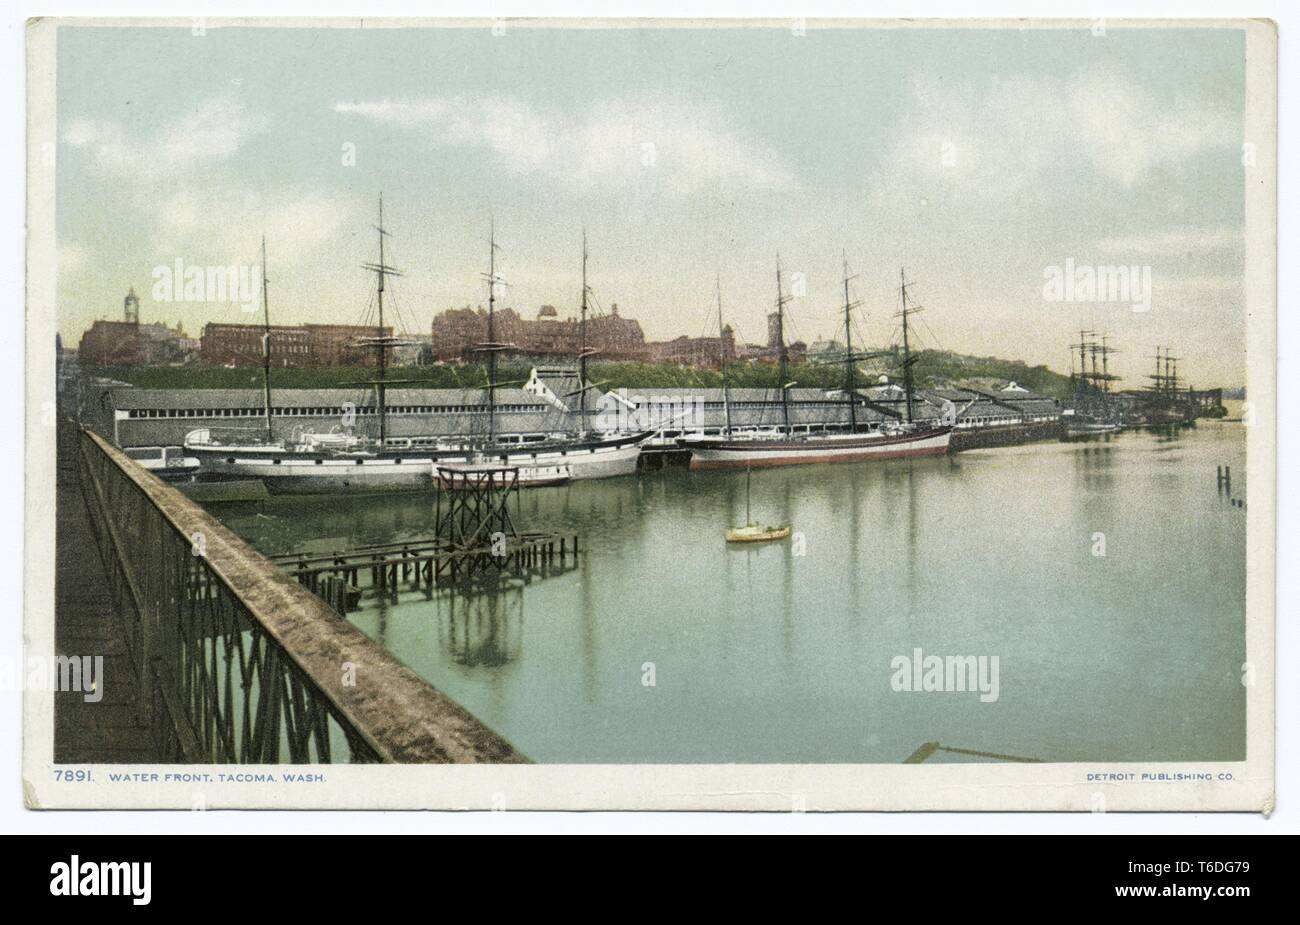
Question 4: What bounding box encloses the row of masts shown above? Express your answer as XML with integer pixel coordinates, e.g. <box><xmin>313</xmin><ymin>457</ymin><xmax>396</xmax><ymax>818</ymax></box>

<box><xmin>1068</xmin><ymin>333</ymin><xmax>1187</xmax><ymax>396</ymax></box>
<box><xmin>729</xmin><ymin>257</ymin><xmax>921</xmax><ymax>437</ymax></box>
<box><xmin>1070</xmin><ymin>330</ymin><xmax>1121</xmax><ymax>395</ymax></box>
<box><xmin>254</xmin><ymin>197</ymin><xmax>602</xmax><ymax>450</ymax></box>
<box><xmin>1148</xmin><ymin>345</ymin><xmax>1183</xmax><ymax>393</ymax></box>
<box><xmin>255</xmin><ymin>203</ymin><xmax>927</xmax><ymax>446</ymax></box>
<box><xmin>480</xmin><ymin>223</ymin><xmax>598</xmax><ymax>443</ymax></box>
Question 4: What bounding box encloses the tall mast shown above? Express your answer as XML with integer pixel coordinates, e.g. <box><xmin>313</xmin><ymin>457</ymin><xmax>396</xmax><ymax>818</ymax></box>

<box><xmin>900</xmin><ymin>268</ymin><xmax>915</xmax><ymax>425</ymax></box>
<box><xmin>486</xmin><ymin>216</ymin><xmax>498</xmax><ymax>446</ymax></box>
<box><xmin>745</xmin><ymin>464</ymin><xmax>752</xmax><ymax>524</ymax></box>
<box><xmin>579</xmin><ymin>229</ymin><xmax>589</xmax><ymax>435</ymax></box>
<box><xmin>361</xmin><ymin>193</ymin><xmax>401</xmax><ymax>444</ymax></box>
<box><xmin>776</xmin><ymin>255</ymin><xmax>791</xmax><ymax>435</ymax></box>
<box><xmin>842</xmin><ymin>254</ymin><xmax>859</xmax><ymax>433</ymax></box>
<box><xmin>260</xmin><ymin>236</ymin><xmax>273</xmax><ymax>442</ymax></box>
<box><xmin>717</xmin><ymin>273</ymin><xmax>733</xmax><ymax>437</ymax></box>
<box><xmin>1101</xmin><ymin>335</ymin><xmax>1110</xmax><ymax>394</ymax></box>
<box><xmin>1080</xmin><ymin>330</ymin><xmax>1090</xmax><ymax>397</ymax></box>
<box><xmin>376</xmin><ymin>194</ymin><xmax>388</xmax><ymax>444</ymax></box>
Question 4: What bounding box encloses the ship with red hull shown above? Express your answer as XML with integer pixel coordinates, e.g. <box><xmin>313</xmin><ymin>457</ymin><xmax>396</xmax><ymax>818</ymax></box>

<box><xmin>682</xmin><ymin>257</ymin><xmax>951</xmax><ymax>472</ymax></box>
<box><xmin>686</xmin><ymin>426</ymin><xmax>951</xmax><ymax>470</ymax></box>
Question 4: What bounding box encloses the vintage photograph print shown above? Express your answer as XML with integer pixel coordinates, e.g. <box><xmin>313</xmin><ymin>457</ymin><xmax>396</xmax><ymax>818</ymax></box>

<box><xmin>23</xmin><ymin>17</ymin><xmax>1275</xmax><ymax>811</ymax></box>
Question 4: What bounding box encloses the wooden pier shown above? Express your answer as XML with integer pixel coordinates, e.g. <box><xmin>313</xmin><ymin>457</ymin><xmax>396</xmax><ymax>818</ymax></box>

<box><xmin>60</xmin><ymin>412</ymin><xmax>526</xmax><ymax>764</ymax></box>
<box><xmin>274</xmin><ymin>462</ymin><xmax>581</xmax><ymax>613</ymax></box>
<box><xmin>54</xmin><ymin>414</ymin><xmax>160</xmax><ymax>763</ymax></box>
<box><xmin>269</xmin><ymin>532</ymin><xmax>581</xmax><ymax>613</ymax></box>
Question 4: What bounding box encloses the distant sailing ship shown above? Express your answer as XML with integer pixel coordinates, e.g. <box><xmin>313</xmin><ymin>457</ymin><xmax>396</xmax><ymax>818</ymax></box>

<box><xmin>185</xmin><ymin>203</ymin><xmax>650</xmax><ymax>492</ymax></box>
<box><xmin>1062</xmin><ymin>330</ymin><xmax>1124</xmax><ymax>438</ymax></box>
<box><xmin>681</xmin><ymin>260</ymin><xmax>952</xmax><ymax>470</ymax></box>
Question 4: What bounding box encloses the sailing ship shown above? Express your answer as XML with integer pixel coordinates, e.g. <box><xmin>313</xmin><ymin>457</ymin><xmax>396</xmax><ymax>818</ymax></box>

<box><xmin>681</xmin><ymin>261</ymin><xmax>952</xmax><ymax>470</ymax></box>
<box><xmin>1062</xmin><ymin>331</ymin><xmax>1124</xmax><ymax>438</ymax></box>
<box><xmin>1061</xmin><ymin>416</ymin><xmax>1122</xmax><ymax>437</ymax></box>
<box><xmin>433</xmin><ymin>219</ymin><xmax>576</xmax><ymax>489</ymax></box>
<box><xmin>185</xmin><ymin>205</ymin><xmax>650</xmax><ymax>492</ymax></box>
<box><xmin>725</xmin><ymin>464</ymin><xmax>791</xmax><ymax>543</ymax></box>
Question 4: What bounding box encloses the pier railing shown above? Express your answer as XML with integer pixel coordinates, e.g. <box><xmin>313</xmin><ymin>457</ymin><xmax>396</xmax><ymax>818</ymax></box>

<box><xmin>75</xmin><ymin>427</ymin><xmax>525</xmax><ymax>764</ymax></box>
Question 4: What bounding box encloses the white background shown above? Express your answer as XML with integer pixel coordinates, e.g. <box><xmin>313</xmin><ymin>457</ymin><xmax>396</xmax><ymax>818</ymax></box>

<box><xmin>2</xmin><ymin>0</ymin><xmax>1293</xmax><ymax>835</ymax></box>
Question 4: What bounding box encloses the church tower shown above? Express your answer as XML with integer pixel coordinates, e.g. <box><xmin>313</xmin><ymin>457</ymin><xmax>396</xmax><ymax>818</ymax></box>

<box><xmin>123</xmin><ymin>287</ymin><xmax>139</xmax><ymax>325</ymax></box>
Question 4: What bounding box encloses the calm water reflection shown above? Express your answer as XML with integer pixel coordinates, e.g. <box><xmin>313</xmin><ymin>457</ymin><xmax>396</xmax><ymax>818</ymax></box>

<box><xmin>214</xmin><ymin>420</ymin><xmax>1247</xmax><ymax>763</ymax></box>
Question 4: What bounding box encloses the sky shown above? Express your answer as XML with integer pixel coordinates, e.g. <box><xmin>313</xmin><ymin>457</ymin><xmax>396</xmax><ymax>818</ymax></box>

<box><xmin>55</xmin><ymin>22</ymin><xmax>1248</xmax><ymax>387</ymax></box>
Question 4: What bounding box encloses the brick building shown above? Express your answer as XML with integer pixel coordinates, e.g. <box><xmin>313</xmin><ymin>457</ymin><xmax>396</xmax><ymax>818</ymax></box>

<box><xmin>431</xmin><ymin>303</ymin><xmax>648</xmax><ymax>362</ymax></box>
<box><xmin>303</xmin><ymin>323</ymin><xmax>393</xmax><ymax>367</ymax></box>
<box><xmin>199</xmin><ymin>322</ymin><xmax>392</xmax><ymax>367</ymax></box>
<box><xmin>649</xmin><ymin>326</ymin><xmax>737</xmax><ymax>366</ymax></box>
<box><xmin>76</xmin><ymin>289</ymin><xmax>197</xmax><ymax>367</ymax></box>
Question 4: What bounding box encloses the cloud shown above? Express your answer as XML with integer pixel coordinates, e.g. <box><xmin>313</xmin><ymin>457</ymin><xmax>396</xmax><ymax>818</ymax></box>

<box><xmin>335</xmin><ymin>96</ymin><xmax>796</xmax><ymax>195</ymax></box>
<box><xmin>144</xmin><ymin>187</ymin><xmax>352</xmax><ymax>266</ymax></box>
<box><xmin>1060</xmin><ymin>73</ymin><xmax>1235</xmax><ymax>186</ymax></box>
<box><xmin>870</xmin><ymin>69</ymin><xmax>1237</xmax><ymax>216</ymax></box>
<box><xmin>333</xmin><ymin>99</ymin><xmax>452</xmax><ymax>128</ymax></box>
<box><xmin>1156</xmin><ymin>273</ymin><xmax>1243</xmax><ymax>299</ymax></box>
<box><xmin>1094</xmin><ymin>227</ymin><xmax>1243</xmax><ymax>256</ymax></box>
<box><xmin>62</xmin><ymin>96</ymin><xmax>267</xmax><ymax>178</ymax></box>
<box><xmin>58</xmin><ymin>241</ymin><xmax>89</xmax><ymax>275</ymax></box>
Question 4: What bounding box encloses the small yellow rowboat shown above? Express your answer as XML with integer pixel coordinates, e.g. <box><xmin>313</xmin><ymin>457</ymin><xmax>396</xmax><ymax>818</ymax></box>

<box><xmin>725</xmin><ymin>465</ymin><xmax>790</xmax><ymax>542</ymax></box>
<box><xmin>725</xmin><ymin>524</ymin><xmax>792</xmax><ymax>543</ymax></box>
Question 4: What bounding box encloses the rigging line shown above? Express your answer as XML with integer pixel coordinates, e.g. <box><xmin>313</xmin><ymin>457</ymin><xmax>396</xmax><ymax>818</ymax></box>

<box><xmin>695</xmin><ymin>297</ymin><xmax>714</xmax><ymax>340</ymax></box>
<box><xmin>389</xmin><ymin>289</ymin><xmax>416</xmax><ymax>339</ymax></box>
<box><xmin>386</xmin><ymin>271</ymin><xmax>420</xmax><ymax>338</ymax></box>
<box><xmin>915</xmin><ymin>309</ymin><xmax>943</xmax><ymax>353</ymax></box>
<box><xmin>586</xmin><ymin>288</ymin><xmax>612</xmax><ymax>320</ymax></box>
<box><xmin>383</xmin><ymin>287</ymin><xmax>404</xmax><ymax>337</ymax></box>
<box><xmin>357</xmin><ymin>286</ymin><xmax>378</xmax><ymax>330</ymax></box>
<box><xmin>849</xmin><ymin>313</ymin><xmax>874</xmax><ymax>351</ymax></box>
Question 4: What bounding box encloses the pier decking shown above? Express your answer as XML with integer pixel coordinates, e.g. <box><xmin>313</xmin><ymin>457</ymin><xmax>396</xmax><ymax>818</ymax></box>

<box><xmin>272</xmin><ymin>533</ymin><xmax>579</xmax><ymax>607</ymax></box>
<box><xmin>53</xmin><ymin>410</ymin><xmax>525</xmax><ymax>764</ymax></box>
<box><xmin>55</xmin><ymin>414</ymin><xmax>159</xmax><ymax>763</ymax></box>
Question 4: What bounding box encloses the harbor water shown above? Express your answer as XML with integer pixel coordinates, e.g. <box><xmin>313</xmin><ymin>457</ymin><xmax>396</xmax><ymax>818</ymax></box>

<box><xmin>212</xmin><ymin>419</ymin><xmax>1247</xmax><ymax>764</ymax></box>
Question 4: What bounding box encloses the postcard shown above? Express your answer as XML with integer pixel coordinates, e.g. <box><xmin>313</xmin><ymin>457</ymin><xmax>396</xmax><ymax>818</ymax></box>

<box><xmin>23</xmin><ymin>16</ymin><xmax>1276</xmax><ymax>811</ymax></box>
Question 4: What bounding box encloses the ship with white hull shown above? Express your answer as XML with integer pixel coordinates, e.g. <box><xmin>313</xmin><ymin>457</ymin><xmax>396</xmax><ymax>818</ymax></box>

<box><xmin>186</xmin><ymin>212</ymin><xmax>651</xmax><ymax>493</ymax></box>
<box><xmin>1061</xmin><ymin>411</ymin><xmax>1122</xmax><ymax>439</ymax></box>
<box><xmin>184</xmin><ymin>428</ymin><xmax>649</xmax><ymax>492</ymax></box>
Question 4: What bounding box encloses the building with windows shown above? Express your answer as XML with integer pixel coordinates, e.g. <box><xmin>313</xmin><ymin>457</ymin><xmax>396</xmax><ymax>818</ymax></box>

<box><xmin>648</xmin><ymin>326</ymin><xmax>736</xmax><ymax>366</ymax></box>
<box><xmin>198</xmin><ymin>322</ymin><xmax>393</xmax><ymax>367</ymax></box>
<box><xmin>431</xmin><ymin>303</ymin><xmax>649</xmax><ymax>362</ymax></box>
<box><xmin>75</xmin><ymin>289</ymin><xmax>197</xmax><ymax>367</ymax></box>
